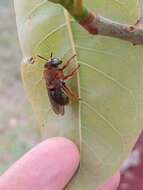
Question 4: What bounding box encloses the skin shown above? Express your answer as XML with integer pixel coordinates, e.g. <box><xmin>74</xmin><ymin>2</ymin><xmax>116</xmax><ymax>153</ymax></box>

<box><xmin>99</xmin><ymin>172</ymin><xmax>120</xmax><ymax>190</ymax></box>
<box><xmin>0</xmin><ymin>137</ymin><xmax>120</xmax><ymax>190</ymax></box>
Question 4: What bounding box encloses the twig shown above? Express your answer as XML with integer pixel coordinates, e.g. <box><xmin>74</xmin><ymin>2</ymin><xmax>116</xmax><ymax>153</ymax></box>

<box><xmin>48</xmin><ymin>0</ymin><xmax>143</xmax><ymax>46</ymax></box>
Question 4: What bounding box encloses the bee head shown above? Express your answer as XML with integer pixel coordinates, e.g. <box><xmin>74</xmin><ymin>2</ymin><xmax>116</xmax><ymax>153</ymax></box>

<box><xmin>50</xmin><ymin>58</ymin><xmax>62</xmax><ymax>67</ymax></box>
<box><xmin>38</xmin><ymin>53</ymin><xmax>62</xmax><ymax>68</ymax></box>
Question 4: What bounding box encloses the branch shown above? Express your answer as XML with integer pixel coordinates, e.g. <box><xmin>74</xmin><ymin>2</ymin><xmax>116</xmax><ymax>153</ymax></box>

<box><xmin>48</xmin><ymin>0</ymin><xmax>143</xmax><ymax>46</ymax></box>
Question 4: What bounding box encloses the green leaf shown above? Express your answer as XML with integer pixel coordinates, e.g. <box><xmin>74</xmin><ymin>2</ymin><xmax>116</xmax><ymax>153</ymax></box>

<box><xmin>14</xmin><ymin>0</ymin><xmax>143</xmax><ymax>189</ymax></box>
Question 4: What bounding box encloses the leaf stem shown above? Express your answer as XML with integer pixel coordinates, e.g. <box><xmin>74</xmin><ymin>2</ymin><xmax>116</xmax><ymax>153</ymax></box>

<box><xmin>49</xmin><ymin>0</ymin><xmax>143</xmax><ymax>46</ymax></box>
<box><xmin>137</xmin><ymin>0</ymin><xmax>143</xmax><ymax>26</ymax></box>
<box><xmin>74</xmin><ymin>0</ymin><xmax>83</xmax><ymax>15</ymax></box>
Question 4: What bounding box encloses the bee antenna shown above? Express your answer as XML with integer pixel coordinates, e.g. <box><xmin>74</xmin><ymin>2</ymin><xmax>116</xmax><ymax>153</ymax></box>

<box><xmin>37</xmin><ymin>55</ymin><xmax>48</xmax><ymax>61</ymax></box>
<box><xmin>50</xmin><ymin>52</ymin><xmax>53</xmax><ymax>59</ymax></box>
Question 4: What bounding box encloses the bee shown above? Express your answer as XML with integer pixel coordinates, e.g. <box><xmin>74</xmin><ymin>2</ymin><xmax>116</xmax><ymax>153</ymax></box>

<box><xmin>30</xmin><ymin>53</ymin><xmax>80</xmax><ymax>115</ymax></box>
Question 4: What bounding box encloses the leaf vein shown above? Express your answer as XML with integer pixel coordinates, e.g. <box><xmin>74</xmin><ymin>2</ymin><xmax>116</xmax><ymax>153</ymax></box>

<box><xmin>81</xmin><ymin>101</ymin><xmax>123</xmax><ymax>138</ymax></box>
<box><xmin>33</xmin><ymin>23</ymin><xmax>67</xmax><ymax>54</ymax></box>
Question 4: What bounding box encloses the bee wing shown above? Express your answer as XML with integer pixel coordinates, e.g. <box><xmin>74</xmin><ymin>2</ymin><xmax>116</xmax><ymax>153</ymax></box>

<box><xmin>48</xmin><ymin>90</ymin><xmax>64</xmax><ymax>115</ymax></box>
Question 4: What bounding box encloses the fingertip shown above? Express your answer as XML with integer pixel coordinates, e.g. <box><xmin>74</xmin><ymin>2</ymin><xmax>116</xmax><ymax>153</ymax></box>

<box><xmin>0</xmin><ymin>137</ymin><xmax>80</xmax><ymax>190</ymax></box>
<box><xmin>98</xmin><ymin>172</ymin><xmax>120</xmax><ymax>190</ymax></box>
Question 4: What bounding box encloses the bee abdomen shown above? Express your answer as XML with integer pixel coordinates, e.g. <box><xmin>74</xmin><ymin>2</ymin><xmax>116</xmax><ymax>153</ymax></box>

<box><xmin>49</xmin><ymin>89</ymin><xmax>69</xmax><ymax>106</ymax></box>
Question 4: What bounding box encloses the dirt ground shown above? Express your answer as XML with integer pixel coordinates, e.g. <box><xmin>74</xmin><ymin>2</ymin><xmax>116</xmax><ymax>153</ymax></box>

<box><xmin>0</xmin><ymin>1</ymin><xmax>40</xmax><ymax>174</ymax></box>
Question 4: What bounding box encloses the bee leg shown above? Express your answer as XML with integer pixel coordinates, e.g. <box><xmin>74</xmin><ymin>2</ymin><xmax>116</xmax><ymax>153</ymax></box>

<box><xmin>62</xmin><ymin>83</ymin><xmax>79</xmax><ymax>101</ymax></box>
<box><xmin>63</xmin><ymin>64</ymin><xmax>80</xmax><ymax>80</ymax></box>
<box><xmin>61</xmin><ymin>54</ymin><xmax>77</xmax><ymax>70</ymax></box>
